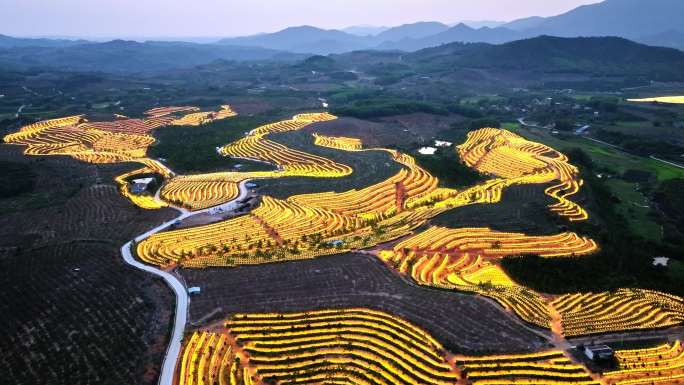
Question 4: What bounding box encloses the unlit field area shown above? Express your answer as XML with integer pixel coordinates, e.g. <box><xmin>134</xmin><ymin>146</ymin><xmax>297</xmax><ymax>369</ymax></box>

<box><xmin>182</xmin><ymin>252</ymin><xmax>549</xmax><ymax>355</ymax></box>
<box><xmin>0</xmin><ymin>145</ymin><xmax>175</xmax><ymax>385</ymax></box>
<box><xmin>307</xmin><ymin>113</ymin><xmax>461</xmax><ymax>148</ymax></box>
<box><xmin>0</xmin><ymin>146</ymin><xmax>177</xmax><ymax>249</ymax></box>
<box><xmin>431</xmin><ymin>183</ymin><xmax>566</xmax><ymax>235</ymax></box>
<box><xmin>0</xmin><ymin>242</ymin><xmax>173</xmax><ymax>385</ymax></box>
<box><xmin>258</xmin><ymin>130</ymin><xmax>403</xmax><ymax>198</ymax></box>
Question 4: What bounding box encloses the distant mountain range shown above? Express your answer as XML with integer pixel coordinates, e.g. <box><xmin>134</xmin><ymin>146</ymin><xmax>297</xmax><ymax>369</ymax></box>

<box><xmin>2</xmin><ymin>0</ymin><xmax>681</xmax><ymax>57</ymax></box>
<box><xmin>405</xmin><ymin>36</ymin><xmax>684</xmax><ymax>81</ymax></box>
<box><xmin>0</xmin><ymin>0</ymin><xmax>682</xmax><ymax>74</ymax></box>
<box><xmin>3</xmin><ymin>31</ymin><xmax>683</xmax><ymax>85</ymax></box>
<box><xmin>216</xmin><ymin>0</ymin><xmax>684</xmax><ymax>53</ymax></box>
<box><xmin>0</xmin><ymin>39</ymin><xmax>305</xmax><ymax>72</ymax></box>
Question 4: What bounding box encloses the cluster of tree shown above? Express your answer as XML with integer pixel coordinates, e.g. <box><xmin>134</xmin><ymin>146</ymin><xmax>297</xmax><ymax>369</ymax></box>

<box><xmin>446</xmin><ymin>104</ymin><xmax>485</xmax><ymax>119</ymax></box>
<box><xmin>414</xmin><ymin>148</ymin><xmax>484</xmax><ymax>189</ymax></box>
<box><xmin>331</xmin><ymin>98</ymin><xmax>448</xmax><ymax>119</ymax></box>
<box><xmin>654</xmin><ymin>178</ymin><xmax>684</xmax><ymax>249</ymax></box>
<box><xmin>502</xmin><ymin>148</ymin><xmax>683</xmax><ymax>296</ymax></box>
<box><xmin>0</xmin><ymin>161</ymin><xmax>35</xmax><ymax>198</ymax></box>
<box><xmin>149</xmin><ymin>115</ymin><xmax>277</xmax><ymax>173</ymax></box>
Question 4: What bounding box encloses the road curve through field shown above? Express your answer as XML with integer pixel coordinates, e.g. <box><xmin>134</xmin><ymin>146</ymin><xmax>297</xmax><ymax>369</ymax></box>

<box><xmin>121</xmin><ymin>180</ymin><xmax>250</xmax><ymax>385</ymax></box>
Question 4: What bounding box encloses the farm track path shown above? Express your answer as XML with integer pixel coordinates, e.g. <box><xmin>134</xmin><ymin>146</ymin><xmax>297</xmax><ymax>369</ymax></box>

<box><xmin>121</xmin><ymin>179</ymin><xmax>250</xmax><ymax>385</ymax></box>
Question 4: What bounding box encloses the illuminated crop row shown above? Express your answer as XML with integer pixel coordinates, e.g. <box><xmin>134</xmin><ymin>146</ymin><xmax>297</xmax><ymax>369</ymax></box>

<box><xmin>115</xmin><ymin>163</ymin><xmax>169</xmax><ymax>210</ymax></box>
<box><xmin>219</xmin><ymin>113</ymin><xmax>350</xmax><ymax>178</ymax></box>
<box><xmin>19</xmin><ymin>115</ymin><xmax>84</xmax><ymax>131</ymax></box>
<box><xmin>81</xmin><ymin>118</ymin><xmax>153</xmax><ymax>135</ymax></box>
<box><xmin>551</xmin><ymin>289</ymin><xmax>684</xmax><ymax>336</ymax></box>
<box><xmin>139</xmin><ymin>191</ymin><xmax>440</xmax><ymax>268</ymax></box>
<box><xmin>378</xmin><ymin>226</ymin><xmax>598</xmax><ymax>328</ymax></box>
<box><xmin>5</xmin><ymin>124</ymin><xmax>152</xmax><ymax>163</ymax></box>
<box><xmin>391</xmin><ymin>226</ymin><xmax>597</xmax><ymax>258</ymax></box>
<box><xmin>456</xmin><ymin>349</ymin><xmax>601</xmax><ymax>385</ymax></box>
<box><xmin>161</xmin><ymin>172</ymin><xmax>245</xmax><ymax>210</ymax></box>
<box><xmin>458</xmin><ymin>128</ymin><xmax>589</xmax><ymax>221</ymax></box>
<box><xmin>136</xmin><ymin>212</ymin><xmax>272</xmax><ymax>266</ymax></box>
<box><xmin>143</xmin><ymin>115</ymin><xmax>176</xmax><ymax>129</ymax></box>
<box><xmin>5</xmin><ymin>105</ymin><xmax>238</xmax><ymax>165</ymax></box>
<box><xmin>222</xmin><ymin>308</ymin><xmax>460</xmax><ymax>385</ymax></box>
<box><xmin>223</xmin><ymin>135</ymin><xmax>353</xmax><ymax>177</ymax></box>
<box><xmin>289</xmin><ymin>151</ymin><xmax>438</xmax><ymax>217</ymax></box>
<box><xmin>169</xmin><ymin>106</ymin><xmax>236</xmax><ymax>126</ymax></box>
<box><xmin>178</xmin><ymin>331</ymin><xmax>243</xmax><ymax>385</ymax></box>
<box><xmin>138</xmin><ymin>194</ymin><xmax>360</xmax><ymax>267</ymax></box>
<box><xmin>603</xmin><ymin>340</ymin><xmax>684</xmax><ymax>385</ymax></box>
<box><xmin>313</xmin><ymin>133</ymin><xmax>363</xmax><ymax>151</ymax></box>
<box><xmin>179</xmin><ymin>309</ymin><xmax>610</xmax><ymax>385</ymax></box>
<box><xmin>4</xmin><ymin>106</ymin><xmax>238</xmax><ymax>210</ymax></box>
<box><xmin>170</xmin><ymin>112</ymin><xmax>216</xmax><ymax>126</ymax></box>
<box><xmin>144</xmin><ymin>106</ymin><xmax>200</xmax><ymax>117</ymax></box>
<box><xmin>627</xmin><ymin>96</ymin><xmax>684</xmax><ymax>104</ymax></box>
<box><xmin>140</xmin><ymin>117</ymin><xmax>440</xmax><ymax>265</ymax></box>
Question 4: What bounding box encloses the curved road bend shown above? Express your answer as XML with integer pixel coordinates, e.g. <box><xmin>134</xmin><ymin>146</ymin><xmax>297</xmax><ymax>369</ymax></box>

<box><xmin>121</xmin><ymin>180</ymin><xmax>250</xmax><ymax>385</ymax></box>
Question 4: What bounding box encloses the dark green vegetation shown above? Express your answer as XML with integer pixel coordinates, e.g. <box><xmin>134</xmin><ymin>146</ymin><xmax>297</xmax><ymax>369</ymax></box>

<box><xmin>654</xmin><ymin>178</ymin><xmax>684</xmax><ymax>248</ymax></box>
<box><xmin>414</xmin><ymin>149</ymin><xmax>484</xmax><ymax>189</ymax></box>
<box><xmin>331</xmin><ymin>98</ymin><xmax>447</xmax><ymax>119</ymax></box>
<box><xmin>0</xmin><ymin>146</ymin><xmax>174</xmax><ymax>385</ymax></box>
<box><xmin>0</xmin><ymin>153</ymin><xmax>85</xmax><ymax>215</ymax></box>
<box><xmin>258</xmin><ymin>130</ymin><xmax>402</xmax><ymax>198</ymax></box>
<box><xmin>410</xmin><ymin>36</ymin><xmax>684</xmax><ymax>81</ymax></box>
<box><xmin>433</xmin><ymin>184</ymin><xmax>560</xmax><ymax>235</ymax></box>
<box><xmin>502</xmin><ymin>149</ymin><xmax>684</xmax><ymax>297</ymax></box>
<box><xmin>149</xmin><ymin>116</ymin><xmax>278</xmax><ymax>174</ymax></box>
<box><xmin>0</xmin><ymin>161</ymin><xmax>35</xmax><ymax>198</ymax></box>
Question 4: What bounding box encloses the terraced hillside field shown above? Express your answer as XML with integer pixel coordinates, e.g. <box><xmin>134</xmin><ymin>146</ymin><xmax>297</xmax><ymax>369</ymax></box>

<box><xmin>135</xmin><ymin>120</ymin><xmax>684</xmax><ymax>338</ymax></box>
<box><xmin>602</xmin><ymin>340</ymin><xmax>684</xmax><ymax>384</ymax></box>
<box><xmin>177</xmin><ymin>309</ymin><xmax>600</xmax><ymax>385</ymax></box>
<box><xmin>457</xmin><ymin>128</ymin><xmax>589</xmax><ymax>222</ymax></box>
<box><xmin>3</xmin><ymin>105</ymin><xmax>239</xmax><ymax>210</ymax></box>
<box><xmin>182</xmin><ymin>252</ymin><xmax>548</xmax><ymax>354</ymax></box>
<box><xmin>7</xmin><ymin>104</ymin><xmax>684</xmax><ymax>385</ymax></box>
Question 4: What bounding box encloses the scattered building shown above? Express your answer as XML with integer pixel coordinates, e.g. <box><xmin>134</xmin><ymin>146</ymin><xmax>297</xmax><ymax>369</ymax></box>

<box><xmin>328</xmin><ymin>240</ymin><xmax>344</xmax><ymax>248</ymax></box>
<box><xmin>418</xmin><ymin>147</ymin><xmax>437</xmax><ymax>155</ymax></box>
<box><xmin>434</xmin><ymin>140</ymin><xmax>453</xmax><ymax>147</ymax></box>
<box><xmin>188</xmin><ymin>287</ymin><xmax>201</xmax><ymax>295</ymax></box>
<box><xmin>584</xmin><ymin>345</ymin><xmax>614</xmax><ymax>361</ymax></box>
<box><xmin>130</xmin><ymin>177</ymin><xmax>154</xmax><ymax>195</ymax></box>
<box><xmin>575</xmin><ymin>125</ymin><xmax>591</xmax><ymax>135</ymax></box>
<box><xmin>653</xmin><ymin>257</ymin><xmax>670</xmax><ymax>267</ymax></box>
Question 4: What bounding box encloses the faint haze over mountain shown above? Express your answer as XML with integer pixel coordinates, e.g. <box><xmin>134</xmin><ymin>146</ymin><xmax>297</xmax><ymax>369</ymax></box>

<box><xmin>0</xmin><ymin>0</ymin><xmax>600</xmax><ymax>38</ymax></box>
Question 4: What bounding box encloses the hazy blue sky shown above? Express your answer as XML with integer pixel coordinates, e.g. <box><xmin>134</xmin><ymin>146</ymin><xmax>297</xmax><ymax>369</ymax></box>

<box><xmin>0</xmin><ymin>0</ymin><xmax>602</xmax><ymax>38</ymax></box>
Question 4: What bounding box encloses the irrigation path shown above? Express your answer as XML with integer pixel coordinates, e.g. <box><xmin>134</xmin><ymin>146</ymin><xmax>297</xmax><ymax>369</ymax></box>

<box><xmin>121</xmin><ymin>180</ymin><xmax>250</xmax><ymax>385</ymax></box>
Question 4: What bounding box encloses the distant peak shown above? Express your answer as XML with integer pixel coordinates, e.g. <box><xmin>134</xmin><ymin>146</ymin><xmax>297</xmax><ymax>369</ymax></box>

<box><xmin>452</xmin><ymin>23</ymin><xmax>474</xmax><ymax>30</ymax></box>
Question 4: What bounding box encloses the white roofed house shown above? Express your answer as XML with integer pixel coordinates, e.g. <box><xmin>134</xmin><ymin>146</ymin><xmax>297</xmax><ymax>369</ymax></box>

<box><xmin>583</xmin><ymin>345</ymin><xmax>614</xmax><ymax>361</ymax></box>
<box><xmin>130</xmin><ymin>177</ymin><xmax>154</xmax><ymax>195</ymax></box>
